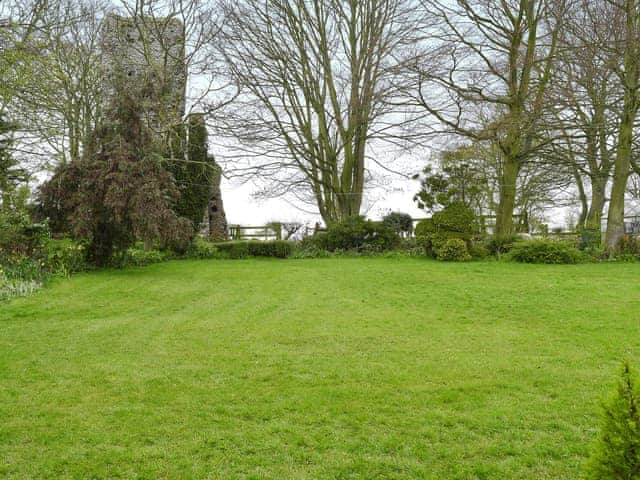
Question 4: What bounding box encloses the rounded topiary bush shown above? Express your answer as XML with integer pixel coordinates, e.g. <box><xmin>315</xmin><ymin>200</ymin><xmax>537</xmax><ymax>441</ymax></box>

<box><xmin>436</xmin><ymin>238</ymin><xmax>471</xmax><ymax>262</ymax></box>
<box><xmin>416</xmin><ymin>203</ymin><xmax>478</xmax><ymax>259</ymax></box>
<box><xmin>432</xmin><ymin>202</ymin><xmax>478</xmax><ymax>235</ymax></box>
<box><xmin>510</xmin><ymin>240</ymin><xmax>582</xmax><ymax>264</ymax></box>
<box><xmin>382</xmin><ymin>212</ymin><xmax>413</xmax><ymax>236</ymax></box>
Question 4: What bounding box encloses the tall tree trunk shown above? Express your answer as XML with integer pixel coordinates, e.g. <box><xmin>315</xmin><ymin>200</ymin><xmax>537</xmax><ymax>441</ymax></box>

<box><xmin>573</xmin><ymin>167</ymin><xmax>589</xmax><ymax>229</ymax></box>
<box><xmin>605</xmin><ymin>0</ymin><xmax>640</xmax><ymax>254</ymax></box>
<box><xmin>605</xmin><ymin>100</ymin><xmax>635</xmax><ymax>252</ymax></box>
<box><xmin>586</xmin><ymin>176</ymin><xmax>607</xmax><ymax>230</ymax></box>
<box><xmin>495</xmin><ymin>155</ymin><xmax>519</xmax><ymax>237</ymax></box>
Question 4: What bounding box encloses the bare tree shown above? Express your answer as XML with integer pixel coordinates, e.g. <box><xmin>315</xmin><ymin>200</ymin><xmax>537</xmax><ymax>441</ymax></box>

<box><xmin>603</xmin><ymin>0</ymin><xmax>640</xmax><ymax>251</ymax></box>
<box><xmin>213</xmin><ymin>0</ymin><xmax>428</xmax><ymax>223</ymax></box>
<box><xmin>412</xmin><ymin>0</ymin><xmax>569</xmax><ymax>237</ymax></box>
<box><xmin>9</xmin><ymin>0</ymin><xmax>109</xmax><ymax>165</ymax></box>
<box><xmin>548</xmin><ymin>0</ymin><xmax>619</xmax><ymax>231</ymax></box>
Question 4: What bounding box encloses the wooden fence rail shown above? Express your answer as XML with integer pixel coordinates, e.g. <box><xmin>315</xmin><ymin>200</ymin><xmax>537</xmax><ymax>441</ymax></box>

<box><xmin>228</xmin><ymin>224</ymin><xmax>282</xmax><ymax>241</ymax></box>
<box><xmin>228</xmin><ymin>213</ymin><xmax>606</xmax><ymax>241</ymax></box>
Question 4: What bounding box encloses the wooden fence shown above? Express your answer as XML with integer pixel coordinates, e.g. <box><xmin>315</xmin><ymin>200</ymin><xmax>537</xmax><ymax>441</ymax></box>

<box><xmin>228</xmin><ymin>224</ymin><xmax>282</xmax><ymax>241</ymax></box>
<box><xmin>227</xmin><ymin>214</ymin><xmax>573</xmax><ymax>241</ymax></box>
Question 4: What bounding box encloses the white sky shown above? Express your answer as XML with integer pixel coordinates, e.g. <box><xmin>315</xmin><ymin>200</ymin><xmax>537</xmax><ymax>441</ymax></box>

<box><xmin>220</xmin><ymin>173</ymin><xmax>428</xmax><ymax>227</ymax></box>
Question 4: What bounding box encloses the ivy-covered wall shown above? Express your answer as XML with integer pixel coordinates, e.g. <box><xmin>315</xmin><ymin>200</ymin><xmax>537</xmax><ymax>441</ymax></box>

<box><xmin>166</xmin><ymin>114</ymin><xmax>215</xmax><ymax>231</ymax></box>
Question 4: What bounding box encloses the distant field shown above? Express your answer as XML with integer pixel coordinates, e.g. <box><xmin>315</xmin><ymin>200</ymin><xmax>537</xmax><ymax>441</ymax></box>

<box><xmin>1</xmin><ymin>258</ymin><xmax>639</xmax><ymax>479</ymax></box>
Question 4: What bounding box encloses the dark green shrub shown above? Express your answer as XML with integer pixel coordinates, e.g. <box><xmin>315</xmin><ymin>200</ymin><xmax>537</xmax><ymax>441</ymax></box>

<box><xmin>229</xmin><ymin>242</ymin><xmax>250</xmax><ymax>259</ymax></box>
<box><xmin>167</xmin><ymin>115</ymin><xmax>215</xmax><ymax>231</ymax></box>
<box><xmin>416</xmin><ymin>203</ymin><xmax>478</xmax><ymax>259</ymax></box>
<box><xmin>272</xmin><ymin>241</ymin><xmax>294</xmax><ymax>258</ymax></box>
<box><xmin>510</xmin><ymin>240</ymin><xmax>582</xmax><ymax>264</ymax></box>
<box><xmin>432</xmin><ymin>202</ymin><xmax>478</xmax><ymax>236</ymax></box>
<box><xmin>436</xmin><ymin>238</ymin><xmax>471</xmax><ymax>262</ymax></box>
<box><xmin>306</xmin><ymin>232</ymin><xmax>329</xmax><ymax>251</ymax></box>
<box><xmin>0</xmin><ymin>210</ymin><xmax>49</xmax><ymax>260</ymax></box>
<box><xmin>485</xmin><ymin>234</ymin><xmax>520</xmax><ymax>257</ymax></box>
<box><xmin>247</xmin><ymin>240</ymin><xmax>293</xmax><ymax>258</ymax></box>
<box><xmin>414</xmin><ymin>218</ymin><xmax>436</xmax><ymax>238</ymax></box>
<box><xmin>214</xmin><ymin>240</ymin><xmax>292</xmax><ymax>259</ymax></box>
<box><xmin>314</xmin><ymin>216</ymin><xmax>399</xmax><ymax>252</ymax></box>
<box><xmin>469</xmin><ymin>244</ymin><xmax>490</xmax><ymax>260</ymax></box>
<box><xmin>382</xmin><ymin>212</ymin><xmax>413</xmax><ymax>236</ymax></box>
<box><xmin>618</xmin><ymin>235</ymin><xmax>640</xmax><ymax>258</ymax></box>
<box><xmin>398</xmin><ymin>237</ymin><xmax>418</xmax><ymax>250</ymax></box>
<box><xmin>579</xmin><ymin>227</ymin><xmax>601</xmax><ymax>251</ymax></box>
<box><xmin>587</xmin><ymin>361</ymin><xmax>640</xmax><ymax>480</ymax></box>
<box><xmin>213</xmin><ymin>242</ymin><xmax>246</xmax><ymax>259</ymax></box>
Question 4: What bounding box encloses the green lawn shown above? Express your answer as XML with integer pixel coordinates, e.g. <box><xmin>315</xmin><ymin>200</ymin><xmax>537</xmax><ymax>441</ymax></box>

<box><xmin>1</xmin><ymin>258</ymin><xmax>639</xmax><ymax>479</ymax></box>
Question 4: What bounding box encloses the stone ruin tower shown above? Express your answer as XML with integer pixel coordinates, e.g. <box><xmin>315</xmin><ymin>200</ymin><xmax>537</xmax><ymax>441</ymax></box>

<box><xmin>208</xmin><ymin>162</ymin><xmax>228</xmax><ymax>241</ymax></box>
<box><xmin>101</xmin><ymin>14</ymin><xmax>186</xmax><ymax>133</ymax></box>
<box><xmin>100</xmin><ymin>14</ymin><xmax>227</xmax><ymax>240</ymax></box>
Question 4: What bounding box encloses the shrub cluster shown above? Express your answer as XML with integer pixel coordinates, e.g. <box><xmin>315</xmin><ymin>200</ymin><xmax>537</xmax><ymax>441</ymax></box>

<box><xmin>414</xmin><ymin>217</ymin><xmax>435</xmax><ymax>239</ymax></box>
<box><xmin>468</xmin><ymin>244</ymin><xmax>490</xmax><ymax>260</ymax></box>
<box><xmin>437</xmin><ymin>238</ymin><xmax>471</xmax><ymax>262</ymax></box>
<box><xmin>186</xmin><ymin>238</ymin><xmax>221</xmax><ymax>259</ymax></box>
<box><xmin>617</xmin><ymin>235</ymin><xmax>640</xmax><ymax>260</ymax></box>
<box><xmin>113</xmin><ymin>248</ymin><xmax>170</xmax><ymax>268</ymax></box>
<box><xmin>415</xmin><ymin>203</ymin><xmax>478</xmax><ymax>261</ymax></box>
<box><xmin>0</xmin><ymin>210</ymin><xmax>48</xmax><ymax>260</ymax></box>
<box><xmin>45</xmin><ymin>239</ymin><xmax>88</xmax><ymax>276</ymax></box>
<box><xmin>579</xmin><ymin>227</ymin><xmax>601</xmax><ymax>252</ymax></box>
<box><xmin>310</xmin><ymin>216</ymin><xmax>399</xmax><ymax>253</ymax></box>
<box><xmin>0</xmin><ymin>227</ymin><xmax>91</xmax><ymax>302</ymax></box>
<box><xmin>484</xmin><ymin>234</ymin><xmax>520</xmax><ymax>257</ymax></box>
<box><xmin>509</xmin><ymin>239</ymin><xmax>583</xmax><ymax>264</ymax></box>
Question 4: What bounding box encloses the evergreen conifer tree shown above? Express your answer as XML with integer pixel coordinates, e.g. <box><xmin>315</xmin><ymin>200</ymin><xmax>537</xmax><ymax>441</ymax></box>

<box><xmin>588</xmin><ymin>361</ymin><xmax>640</xmax><ymax>479</ymax></box>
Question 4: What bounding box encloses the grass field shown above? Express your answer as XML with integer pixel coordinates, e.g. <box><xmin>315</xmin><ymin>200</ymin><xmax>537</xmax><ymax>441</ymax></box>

<box><xmin>1</xmin><ymin>257</ymin><xmax>639</xmax><ymax>479</ymax></box>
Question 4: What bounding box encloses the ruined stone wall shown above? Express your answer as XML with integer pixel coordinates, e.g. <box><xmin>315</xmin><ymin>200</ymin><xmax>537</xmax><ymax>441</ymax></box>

<box><xmin>100</xmin><ymin>14</ymin><xmax>186</xmax><ymax>129</ymax></box>
<box><xmin>208</xmin><ymin>162</ymin><xmax>228</xmax><ymax>241</ymax></box>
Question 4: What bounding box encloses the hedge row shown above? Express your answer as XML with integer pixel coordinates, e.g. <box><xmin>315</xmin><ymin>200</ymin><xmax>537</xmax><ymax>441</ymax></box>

<box><xmin>213</xmin><ymin>240</ymin><xmax>294</xmax><ymax>259</ymax></box>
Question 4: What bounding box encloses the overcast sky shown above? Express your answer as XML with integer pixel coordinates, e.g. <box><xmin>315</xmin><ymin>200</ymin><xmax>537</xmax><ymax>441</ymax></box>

<box><xmin>221</xmin><ymin>171</ymin><xmax>427</xmax><ymax>227</ymax></box>
<box><xmin>218</xmin><ymin>147</ymin><xmax>430</xmax><ymax>227</ymax></box>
